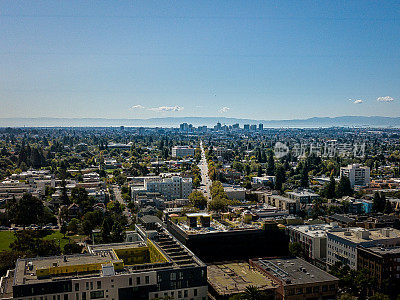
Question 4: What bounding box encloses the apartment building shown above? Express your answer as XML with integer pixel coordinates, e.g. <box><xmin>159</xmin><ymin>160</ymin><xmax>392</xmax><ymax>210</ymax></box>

<box><xmin>0</xmin><ymin>223</ymin><xmax>208</xmax><ymax>300</ymax></box>
<box><xmin>144</xmin><ymin>176</ymin><xmax>192</xmax><ymax>200</ymax></box>
<box><xmin>171</xmin><ymin>146</ymin><xmax>195</xmax><ymax>158</ymax></box>
<box><xmin>327</xmin><ymin>227</ymin><xmax>400</xmax><ymax>269</ymax></box>
<box><xmin>287</xmin><ymin>224</ymin><xmax>337</xmax><ymax>261</ymax></box>
<box><xmin>286</xmin><ymin>190</ymin><xmax>320</xmax><ymax>204</ymax></box>
<box><xmin>340</xmin><ymin>164</ymin><xmax>370</xmax><ymax>188</ymax></box>
<box><xmin>265</xmin><ymin>195</ymin><xmax>299</xmax><ymax>215</ymax></box>
<box><xmin>357</xmin><ymin>245</ymin><xmax>400</xmax><ymax>287</ymax></box>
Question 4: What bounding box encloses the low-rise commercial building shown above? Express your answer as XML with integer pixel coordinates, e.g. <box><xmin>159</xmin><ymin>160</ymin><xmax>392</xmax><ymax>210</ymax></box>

<box><xmin>207</xmin><ymin>261</ymin><xmax>276</xmax><ymax>300</ymax></box>
<box><xmin>250</xmin><ymin>257</ymin><xmax>339</xmax><ymax>300</ymax></box>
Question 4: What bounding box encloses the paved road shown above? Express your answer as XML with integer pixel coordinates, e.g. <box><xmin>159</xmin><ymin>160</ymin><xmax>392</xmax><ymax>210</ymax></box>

<box><xmin>113</xmin><ymin>185</ymin><xmax>132</xmax><ymax>223</ymax></box>
<box><xmin>198</xmin><ymin>140</ymin><xmax>212</xmax><ymax>201</ymax></box>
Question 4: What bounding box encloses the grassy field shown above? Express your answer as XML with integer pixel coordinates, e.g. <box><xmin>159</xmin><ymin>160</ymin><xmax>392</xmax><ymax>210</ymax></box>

<box><xmin>0</xmin><ymin>230</ymin><xmax>85</xmax><ymax>252</ymax></box>
<box><xmin>0</xmin><ymin>231</ymin><xmax>15</xmax><ymax>251</ymax></box>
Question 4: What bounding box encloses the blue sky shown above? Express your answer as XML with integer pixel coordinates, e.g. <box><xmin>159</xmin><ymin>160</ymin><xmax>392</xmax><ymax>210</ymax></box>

<box><xmin>1</xmin><ymin>1</ymin><xmax>399</xmax><ymax>120</ymax></box>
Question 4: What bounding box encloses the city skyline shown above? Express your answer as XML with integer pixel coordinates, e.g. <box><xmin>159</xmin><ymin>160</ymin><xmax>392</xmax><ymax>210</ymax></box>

<box><xmin>1</xmin><ymin>1</ymin><xmax>399</xmax><ymax>120</ymax></box>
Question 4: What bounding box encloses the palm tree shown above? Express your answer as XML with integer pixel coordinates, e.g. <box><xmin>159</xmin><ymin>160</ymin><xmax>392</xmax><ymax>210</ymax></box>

<box><xmin>242</xmin><ymin>285</ymin><xmax>262</xmax><ymax>300</ymax></box>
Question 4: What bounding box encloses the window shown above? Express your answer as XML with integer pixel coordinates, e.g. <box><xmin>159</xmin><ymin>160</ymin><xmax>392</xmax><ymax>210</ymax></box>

<box><xmin>194</xmin><ymin>289</ymin><xmax>197</xmax><ymax>296</ymax></box>
<box><xmin>137</xmin><ymin>277</ymin><xmax>141</xmax><ymax>285</ymax></box>
<box><xmin>322</xmin><ymin>285</ymin><xmax>328</xmax><ymax>292</ymax></box>
<box><xmin>86</xmin><ymin>283</ymin><xmax>89</xmax><ymax>290</ymax></box>
<box><xmin>184</xmin><ymin>290</ymin><xmax>188</xmax><ymax>298</ymax></box>
<box><xmin>170</xmin><ymin>273</ymin><xmax>176</xmax><ymax>280</ymax></box>
<box><xmin>178</xmin><ymin>291</ymin><xmax>182</xmax><ymax>298</ymax></box>
<box><xmin>90</xmin><ymin>291</ymin><xmax>104</xmax><ymax>299</ymax></box>
<box><xmin>145</xmin><ymin>276</ymin><xmax>149</xmax><ymax>284</ymax></box>
<box><xmin>75</xmin><ymin>293</ymin><xmax>79</xmax><ymax>300</ymax></box>
<box><xmin>82</xmin><ymin>293</ymin><xmax>86</xmax><ymax>300</ymax></box>
<box><xmin>96</xmin><ymin>281</ymin><xmax>101</xmax><ymax>290</ymax></box>
<box><xmin>90</xmin><ymin>282</ymin><xmax>93</xmax><ymax>290</ymax></box>
<box><xmin>129</xmin><ymin>278</ymin><xmax>132</xmax><ymax>286</ymax></box>
<box><xmin>306</xmin><ymin>287</ymin><xmax>312</xmax><ymax>294</ymax></box>
<box><xmin>75</xmin><ymin>284</ymin><xmax>80</xmax><ymax>291</ymax></box>
<box><xmin>64</xmin><ymin>295</ymin><xmax>68</xmax><ymax>300</ymax></box>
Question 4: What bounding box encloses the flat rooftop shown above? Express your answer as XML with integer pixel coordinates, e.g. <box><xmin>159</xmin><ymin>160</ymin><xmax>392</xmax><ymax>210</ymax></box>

<box><xmin>175</xmin><ymin>219</ymin><xmax>261</xmax><ymax>235</ymax></box>
<box><xmin>289</xmin><ymin>224</ymin><xmax>335</xmax><ymax>238</ymax></box>
<box><xmin>14</xmin><ymin>251</ymin><xmax>122</xmax><ymax>285</ymax></box>
<box><xmin>207</xmin><ymin>262</ymin><xmax>276</xmax><ymax>296</ymax></box>
<box><xmin>359</xmin><ymin>245</ymin><xmax>400</xmax><ymax>255</ymax></box>
<box><xmin>252</xmin><ymin>257</ymin><xmax>338</xmax><ymax>285</ymax></box>
<box><xmin>328</xmin><ymin>228</ymin><xmax>400</xmax><ymax>244</ymax></box>
<box><xmin>88</xmin><ymin>241</ymin><xmax>146</xmax><ymax>252</ymax></box>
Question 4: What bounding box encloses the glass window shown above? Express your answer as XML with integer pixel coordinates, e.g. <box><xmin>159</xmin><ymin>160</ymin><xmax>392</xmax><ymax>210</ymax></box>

<box><xmin>82</xmin><ymin>292</ymin><xmax>86</xmax><ymax>300</ymax></box>
<box><xmin>129</xmin><ymin>278</ymin><xmax>132</xmax><ymax>286</ymax></box>
<box><xmin>90</xmin><ymin>291</ymin><xmax>104</xmax><ymax>299</ymax></box>
<box><xmin>137</xmin><ymin>277</ymin><xmax>141</xmax><ymax>285</ymax></box>
<box><xmin>96</xmin><ymin>281</ymin><xmax>101</xmax><ymax>290</ymax></box>
<box><xmin>75</xmin><ymin>284</ymin><xmax>80</xmax><ymax>291</ymax></box>
<box><xmin>145</xmin><ymin>276</ymin><xmax>149</xmax><ymax>284</ymax></box>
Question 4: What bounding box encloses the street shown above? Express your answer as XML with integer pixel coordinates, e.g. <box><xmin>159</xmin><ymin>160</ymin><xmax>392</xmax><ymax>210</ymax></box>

<box><xmin>113</xmin><ymin>185</ymin><xmax>132</xmax><ymax>223</ymax></box>
<box><xmin>198</xmin><ymin>140</ymin><xmax>212</xmax><ymax>201</ymax></box>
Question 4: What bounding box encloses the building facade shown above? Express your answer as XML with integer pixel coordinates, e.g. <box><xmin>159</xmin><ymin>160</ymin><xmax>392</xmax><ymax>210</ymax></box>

<box><xmin>171</xmin><ymin>146</ymin><xmax>195</xmax><ymax>158</ymax></box>
<box><xmin>327</xmin><ymin>227</ymin><xmax>400</xmax><ymax>269</ymax></box>
<box><xmin>250</xmin><ymin>257</ymin><xmax>339</xmax><ymax>300</ymax></box>
<box><xmin>0</xmin><ymin>223</ymin><xmax>208</xmax><ymax>300</ymax></box>
<box><xmin>287</xmin><ymin>224</ymin><xmax>337</xmax><ymax>261</ymax></box>
<box><xmin>340</xmin><ymin>164</ymin><xmax>370</xmax><ymax>188</ymax></box>
<box><xmin>144</xmin><ymin>176</ymin><xmax>192</xmax><ymax>200</ymax></box>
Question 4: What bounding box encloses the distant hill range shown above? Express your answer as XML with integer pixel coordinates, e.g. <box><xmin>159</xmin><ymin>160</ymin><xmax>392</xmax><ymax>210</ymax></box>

<box><xmin>0</xmin><ymin>116</ymin><xmax>399</xmax><ymax>128</ymax></box>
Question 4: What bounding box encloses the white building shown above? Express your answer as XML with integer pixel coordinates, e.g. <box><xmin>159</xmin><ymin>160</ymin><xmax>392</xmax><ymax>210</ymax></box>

<box><xmin>340</xmin><ymin>164</ymin><xmax>370</xmax><ymax>188</ymax></box>
<box><xmin>144</xmin><ymin>176</ymin><xmax>192</xmax><ymax>200</ymax></box>
<box><xmin>327</xmin><ymin>227</ymin><xmax>400</xmax><ymax>269</ymax></box>
<box><xmin>251</xmin><ymin>176</ymin><xmax>276</xmax><ymax>186</ymax></box>
<box><xmin>172</xmin><ymin>146</ymin><xmax>195</xmax><ymax>158</ymax></box>
<box><xmin>287</xmin><ymin>224</ymin><xmax>337</xmax><ymax>261</ymax></box>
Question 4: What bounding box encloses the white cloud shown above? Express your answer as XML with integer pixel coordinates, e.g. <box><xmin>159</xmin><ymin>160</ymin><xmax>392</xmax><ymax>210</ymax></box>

<box><xmin>149</xmin><ymin>106</ymin><xmax>184</xmax><ymax>112</ymax></box>
<box><xmin>377</xmin><ymin>96</ymin><xmax>394</xmax><ymax>102</ymax></box>
<box><xmin>130</xmin><ymin>104</ymin><xmax>145</xmax><ymax>110</ymax></box>
<box><xmin>219</xmin><ymin>106</ymin><xmax>230</xmax><ymax>113</ymax></box>
<box><xmin>353</xmin><ymin>99</ymin><xmax>363</xmax><ymax>104</ymax></box>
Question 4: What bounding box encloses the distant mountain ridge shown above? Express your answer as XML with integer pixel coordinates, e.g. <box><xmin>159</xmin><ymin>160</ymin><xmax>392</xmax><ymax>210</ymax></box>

<box><xmin>0</xmin><ymin>116</ymin><xmax>399</xmax><ymax>128</ymax></box>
